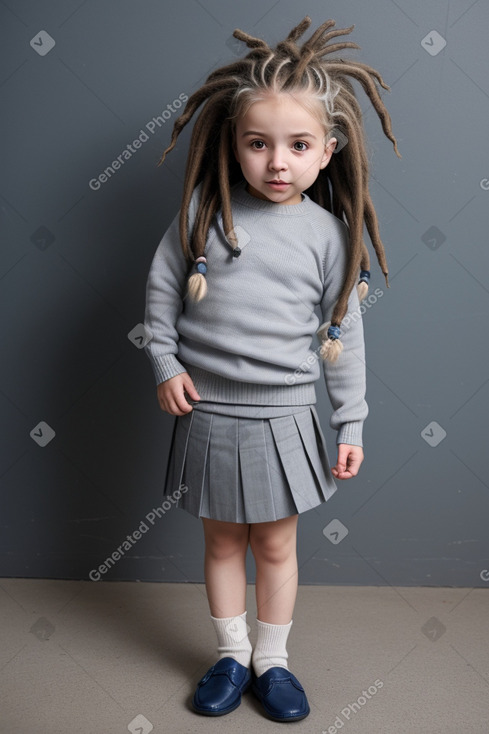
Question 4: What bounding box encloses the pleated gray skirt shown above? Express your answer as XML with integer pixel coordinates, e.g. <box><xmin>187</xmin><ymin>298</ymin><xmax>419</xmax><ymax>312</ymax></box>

<box><xmin>162</xmin><ymin>401</ymin><xmax>338</xmax><ymax>524</ymax></box>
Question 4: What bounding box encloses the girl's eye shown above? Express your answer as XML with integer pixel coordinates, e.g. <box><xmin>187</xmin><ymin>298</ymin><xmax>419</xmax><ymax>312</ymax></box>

<box><xmin>249</xmin><ymin>140</ymin><xmax>307</xmax><ymax>151</ymax></box>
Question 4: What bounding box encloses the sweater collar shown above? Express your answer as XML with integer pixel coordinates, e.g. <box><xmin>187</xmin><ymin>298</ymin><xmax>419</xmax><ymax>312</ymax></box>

<box><xmin>230</xmin><ymin>178</ymin><xmax>312</xmax><ymax>216</ymax></box>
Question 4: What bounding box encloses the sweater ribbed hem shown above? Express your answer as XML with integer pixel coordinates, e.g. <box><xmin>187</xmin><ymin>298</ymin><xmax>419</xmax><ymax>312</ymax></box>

<box><xmin>182</xmin><ymin>363</ymin><xmax>317</xmax><ymax>406</ymax></box>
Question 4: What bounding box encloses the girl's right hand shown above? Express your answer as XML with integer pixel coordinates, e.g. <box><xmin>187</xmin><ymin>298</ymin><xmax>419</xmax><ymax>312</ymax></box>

<box><xmin>156</xmin><ymin>373</ymin><xmax>201</xmax><ymax>416</ymax></box>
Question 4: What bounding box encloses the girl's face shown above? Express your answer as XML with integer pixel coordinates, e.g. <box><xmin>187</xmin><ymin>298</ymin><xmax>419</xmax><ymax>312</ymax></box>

<box><xmin>233</xmin><ymin>92</ymin><xmax>336</xmax><ymax>206</ymax></box>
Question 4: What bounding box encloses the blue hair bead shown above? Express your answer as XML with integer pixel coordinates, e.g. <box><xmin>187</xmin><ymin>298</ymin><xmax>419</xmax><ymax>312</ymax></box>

<box><xmin>196</xmin><ymin>262</ymin><xmax>207</xmax><ymax>275</ymax></box>
<box><xmin>327</xmin><ymin>325</ymin><xmax>341</xmax><ymax>340</ymax></box>
<box><xmin>359</xmin><ymin>269</ymin><xmax>370</xmax><ymax>284</ymax></box>
<box><xmin>232</xmin><ymin>247</ymin><xmax>241</xmax><ymax>258</ymax></box>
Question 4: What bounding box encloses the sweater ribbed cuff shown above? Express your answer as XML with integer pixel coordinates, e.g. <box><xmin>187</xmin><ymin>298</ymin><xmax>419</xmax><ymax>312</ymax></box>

<box><xmin>337</xmin><ymin>420</ymin><xmax>364</xmax><ymax>447</ymax></box>
<box><xmin>149</xmin><ymin>353</ymin><xmax>187</xmax><ymax>385</ymax></box>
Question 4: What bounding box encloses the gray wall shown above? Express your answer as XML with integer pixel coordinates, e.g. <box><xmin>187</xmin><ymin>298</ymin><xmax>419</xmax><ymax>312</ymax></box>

<box><xmin>1</xmin><ymin>0</ymin><xmax>488</xmax><ymax>587</ymax></box>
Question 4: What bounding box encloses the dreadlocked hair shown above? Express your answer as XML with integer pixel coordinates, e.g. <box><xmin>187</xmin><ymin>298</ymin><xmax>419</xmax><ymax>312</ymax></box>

<box><xmin>157</xmin><ymin>16</ymin><xmax>401</xmax><ymax>362</ymax></box>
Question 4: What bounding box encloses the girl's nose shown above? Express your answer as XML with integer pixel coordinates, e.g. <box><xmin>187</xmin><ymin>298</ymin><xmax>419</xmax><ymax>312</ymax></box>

<box><xmin>269</xmin><ymin>147</ymin><xmax>288</xmax><ymax>171</ymax></box>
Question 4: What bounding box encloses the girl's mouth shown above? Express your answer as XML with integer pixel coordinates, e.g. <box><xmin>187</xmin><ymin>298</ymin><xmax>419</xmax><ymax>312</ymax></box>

<box><xmin>266</xmin><ymin>181</ymin><xmax>290</xmax><ymax>189</ymax></box>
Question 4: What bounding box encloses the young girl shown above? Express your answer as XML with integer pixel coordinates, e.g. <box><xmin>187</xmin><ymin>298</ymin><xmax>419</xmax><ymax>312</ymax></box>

<box><xmin>144</xmin><ymin>16</ymin><xmax>400</xmax><ymax>722</ymax></box>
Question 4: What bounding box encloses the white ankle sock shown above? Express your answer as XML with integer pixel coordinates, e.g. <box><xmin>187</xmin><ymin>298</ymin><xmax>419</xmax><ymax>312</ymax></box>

<box><xmin>252</xmin><ymin>618</ymin><xmax>293</xmax><ymax>677</ymax></box>
<box><xmin>210</xmin><ymin>611</ymin><xmax>252</xmax><ymax>668</ymax></box>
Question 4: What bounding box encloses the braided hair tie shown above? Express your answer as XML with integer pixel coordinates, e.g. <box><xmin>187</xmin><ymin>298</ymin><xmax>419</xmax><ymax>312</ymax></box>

<box><xmin>319</xmin><ymin>269</ymin><xmax>371</xmax><ymax>362</ymax></box>
<box><xmin>186</xmin><ymin>256</ymin><xmax>208</xmax><ymax>302</ymax></box>
<box><xmin>317</xmin><ymin>321</ymin><xmax>344</xmax><ymax>364</ymax></box>
<box><xmin>195</xmin><ymin>255</ymin><xmax>207</xmax><ymax>274</ymax></box>
<box><xmin>357</xmin><ymin>269</ymin><xmax>370</xmax><ymax>302</ymax></box>
<box><xmin>359</xmin><ymin>269</ymin><xmax>370</xmax><ymax>284</ymax></box>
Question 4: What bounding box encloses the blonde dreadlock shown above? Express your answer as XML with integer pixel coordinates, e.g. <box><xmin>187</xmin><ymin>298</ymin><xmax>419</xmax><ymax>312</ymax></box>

<box><xmin>157</xmin><ymin>16</ymin><xmax>401</xmax><ymax>362</ymax></box>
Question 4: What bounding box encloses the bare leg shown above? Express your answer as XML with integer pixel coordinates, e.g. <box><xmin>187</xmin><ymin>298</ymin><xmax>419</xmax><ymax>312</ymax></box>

<box><xmin>202</xmin><ymin>518</ymin><xmax>250</xmax><ymax>618</ymax></box>
<box><xmin>249</xmin><ymin>514</ymin><xmax>299</xmax><ymax>624</ymax></box>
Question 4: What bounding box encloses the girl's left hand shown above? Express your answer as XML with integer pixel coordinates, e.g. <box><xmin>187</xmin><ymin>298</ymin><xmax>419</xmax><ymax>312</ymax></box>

<box><xmin>331</xmin><ymin>443</ymin><xmax>364</xmax><ymax>480</ymax></box>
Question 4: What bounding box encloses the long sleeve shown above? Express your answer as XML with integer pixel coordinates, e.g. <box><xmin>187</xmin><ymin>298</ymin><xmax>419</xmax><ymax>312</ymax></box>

<box><xmin>319</xmin><ymin>220</ymin><xmax>368</xmax><ymax>447</ymax></box>
<box><xmin>143</xmin><ymin>189</ymin><xmax>200</xmax><ymax>385</ymax></box>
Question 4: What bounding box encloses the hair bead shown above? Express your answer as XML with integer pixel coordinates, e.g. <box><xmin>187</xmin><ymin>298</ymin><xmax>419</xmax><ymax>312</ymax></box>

<box><xmin>317</xmin><ymin>321</ymin><xmax>344</xmax><ymax>363</ymax></box>
<box><xmin>357</xmin><ymin>269</ymin><xmax>370</xmax><ymax>302</ymax></box>
<box><xmin>195</xmin><ymin>255</ymin><xmax>208</xmax><ymax>274</ymax></box>
<box><xmin>359</xmin><ymin>270</ymin><xmax>370</xmax><ymax>283</ymax></box>
<box><xmin>186</xmin><ymin>255</ymin><xmax>208</xmax><ymax>302</ymax></box>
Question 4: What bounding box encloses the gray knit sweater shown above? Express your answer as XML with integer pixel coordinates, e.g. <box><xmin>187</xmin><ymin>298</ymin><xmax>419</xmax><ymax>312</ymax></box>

<box><xmin>144</xmin><ymin>179</ymin><xmax>368</xmax><ymax>446</ymax></box>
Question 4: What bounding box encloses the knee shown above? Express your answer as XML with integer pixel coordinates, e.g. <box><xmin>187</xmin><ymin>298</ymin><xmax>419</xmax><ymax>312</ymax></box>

<box><xmin>205</xmin><ymin>527</ymin><xmax>248</xmax><ymax>562</ymax></box>
<box><xmin>250</xmin><ymin>531</ymin><xmax>295</xmax><ymax>565</ymax></box>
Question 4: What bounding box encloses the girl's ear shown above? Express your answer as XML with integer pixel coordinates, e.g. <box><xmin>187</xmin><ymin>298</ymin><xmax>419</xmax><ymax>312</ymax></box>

<box><xmin>320</xmin><ymin>136</ymin><xmax>337</xmax><ymax>169</ymax></box>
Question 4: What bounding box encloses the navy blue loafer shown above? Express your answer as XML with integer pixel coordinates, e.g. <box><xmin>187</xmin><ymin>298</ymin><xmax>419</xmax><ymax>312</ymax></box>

<box><xmin>192</xmin><ymin>657</ymin><xmax>251</xmax><ymax>716</ymax></box>
<box><xmin>252</xmin><ymin>666</ymin><xmax>310</xmax><ymax>722</ymax></box>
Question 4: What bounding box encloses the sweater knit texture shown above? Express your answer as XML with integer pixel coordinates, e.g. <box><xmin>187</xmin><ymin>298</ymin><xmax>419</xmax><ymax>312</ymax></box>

<box><xmin>144</xmin><ymin>178</ymin><xmax>368</xmax><ymax>446</ymax></box>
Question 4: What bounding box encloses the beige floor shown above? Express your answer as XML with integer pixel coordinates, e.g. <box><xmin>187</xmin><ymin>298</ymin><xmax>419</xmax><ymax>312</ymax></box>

<box><xmin>0</xmin><ymin>579</ymin><xmax>488</xmax><ymax>733</ymax></box>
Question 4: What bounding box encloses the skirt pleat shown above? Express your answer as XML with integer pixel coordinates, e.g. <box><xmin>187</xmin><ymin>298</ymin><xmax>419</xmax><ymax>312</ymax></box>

<box><xmin>238</xmin><ymin>417</ymin><xmax>297</xmax><ymax>523</ymax></box>
<box><xmin>295</xmin><ymin>407</ymin><xmax>337</xmax><ymax>503</ymax></box>
<box><xmin>162</xmin><ymin>404</ymin><xmax>337</xmax><ymax>524</ymax></box>
<box><xmin>208</xmin><ymin>413</ymin><xmax>240</xmax><ymax>522</ymax></box>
